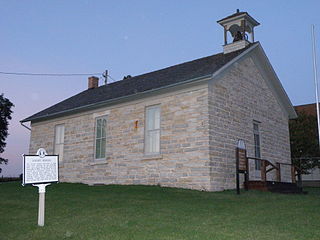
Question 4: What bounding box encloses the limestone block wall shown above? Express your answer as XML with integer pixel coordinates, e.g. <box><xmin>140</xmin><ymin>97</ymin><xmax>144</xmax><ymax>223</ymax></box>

<box><xmin>29</xmin><ymin>55</ymin><xmax>293</xmax><ymax>192</ymax></box>
<box><xmin>29</xmin><ymin>85</ymin><xmax>212</xmax><ymax>191</ymax></box>
<box><xmin>208</xmin><ymin>55</ymin><xmax>292</xmax><ymax>191</ymax></box>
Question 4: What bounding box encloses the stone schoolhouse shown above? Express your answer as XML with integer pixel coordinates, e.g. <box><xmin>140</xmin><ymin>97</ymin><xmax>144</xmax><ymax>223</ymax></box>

<box><xmin>21</xmin><ymin>11</ymin><xmax>297</xmax><ymax>191</ymax></box>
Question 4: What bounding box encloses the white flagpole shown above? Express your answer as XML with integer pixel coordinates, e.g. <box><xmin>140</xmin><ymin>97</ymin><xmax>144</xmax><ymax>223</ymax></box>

<box><xmin>311</xmin><ymin>24</ymin><xmax>320</xmax><ymax>149</ymax></box>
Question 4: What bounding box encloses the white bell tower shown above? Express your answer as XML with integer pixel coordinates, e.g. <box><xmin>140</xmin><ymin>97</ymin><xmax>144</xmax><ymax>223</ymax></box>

<box><xmin>217</xmin><ymin>10</ymin><xmax>260</xmax><ymax>54</ymax></box>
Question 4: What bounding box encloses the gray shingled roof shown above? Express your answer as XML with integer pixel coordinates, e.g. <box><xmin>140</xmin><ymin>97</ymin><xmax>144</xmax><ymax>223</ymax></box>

<box><xmin>21</xmin><ymin>46</ymin><xmax>251</xmax><ymax>123</ymax></box>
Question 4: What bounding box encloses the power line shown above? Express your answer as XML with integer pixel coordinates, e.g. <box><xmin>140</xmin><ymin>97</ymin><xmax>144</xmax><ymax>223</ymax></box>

<box><xmin>0</xmin><ymin>71</ymin><xmax>103</xmax><ymax>76</ymax></box>
<box><xmin>0</xmin><ymin>70</ymin><xmax>120</xmax><ymax>84</ymax></box>
<box><xmin>107</xmin><ymin>74</ymin><xmax>116</xmax><ymax>82</ymax></box>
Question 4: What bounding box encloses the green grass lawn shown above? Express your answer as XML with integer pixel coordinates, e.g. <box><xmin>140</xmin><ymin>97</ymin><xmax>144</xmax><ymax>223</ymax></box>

<box><xmin>1</xmin><ymin>182</ymin><xmax>319</xmax><ymax>240</ymax></box>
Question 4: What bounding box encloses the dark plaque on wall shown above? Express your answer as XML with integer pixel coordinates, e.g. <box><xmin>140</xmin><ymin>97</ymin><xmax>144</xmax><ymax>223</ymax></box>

<box><xmin>238</xmin><ymin>148</ymin><xmax>247</xmax><ymax>171</ymax></box>
<box><xmin>236</xmin><ymin>140</ymin><xmax>248</xmax><ymax>194</ymax></box>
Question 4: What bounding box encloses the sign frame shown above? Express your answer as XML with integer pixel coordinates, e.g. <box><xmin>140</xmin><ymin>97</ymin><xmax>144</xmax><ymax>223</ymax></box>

<box><xmin>22</xmin><ymin>154</ymin><xmax>59</xmax><ymax>186</ymax></box>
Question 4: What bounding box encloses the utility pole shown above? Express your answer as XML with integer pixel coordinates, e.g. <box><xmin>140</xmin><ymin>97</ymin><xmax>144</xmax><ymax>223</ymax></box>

<box><xmin>103</xmin><ymin>70</ymin><xmax>108</xmax><ymax>85</ymax></box>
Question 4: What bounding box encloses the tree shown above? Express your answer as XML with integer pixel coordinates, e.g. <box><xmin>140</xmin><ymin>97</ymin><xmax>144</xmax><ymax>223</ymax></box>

<box><xmin>289</xmin><ymin>111</ymin><xmax>320</xmax><ymax>175</ymax></box>
<box><xmin>0</xmin><ymin>94</ymin><xmax>14</xmax><ymax>173</ymax></box>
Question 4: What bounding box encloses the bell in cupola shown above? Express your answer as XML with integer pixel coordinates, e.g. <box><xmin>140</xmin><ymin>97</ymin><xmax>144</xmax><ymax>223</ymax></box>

<box><xmin>233</xmin><ymin>31</ymin><xmax>243</xmax><ymax>42</ymax></box>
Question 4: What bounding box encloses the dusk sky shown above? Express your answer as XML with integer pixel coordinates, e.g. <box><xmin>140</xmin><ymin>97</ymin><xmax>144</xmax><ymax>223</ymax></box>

<box><xmin>1</xmin><ymin>0</ymin><xmax>320</xmax><ymax>176</ymax></box>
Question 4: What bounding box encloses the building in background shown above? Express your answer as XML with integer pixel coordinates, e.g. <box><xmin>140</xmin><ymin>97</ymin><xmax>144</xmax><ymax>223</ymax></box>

<box><xmin>294</xmin><ymin>103</ymin><xmax>316</xmax><ymax>117</ymax></box>
<box><xmin>293</xmin><ymin>103</ymin><xmax>320</xmax><ymax>187</ymax></box>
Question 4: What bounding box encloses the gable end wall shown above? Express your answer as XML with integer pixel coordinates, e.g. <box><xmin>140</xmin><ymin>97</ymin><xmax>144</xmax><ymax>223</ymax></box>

<box><xmin>208</xmin><ymin>55</ymin><xmax>291</xmax><ymax>191</ymax></box>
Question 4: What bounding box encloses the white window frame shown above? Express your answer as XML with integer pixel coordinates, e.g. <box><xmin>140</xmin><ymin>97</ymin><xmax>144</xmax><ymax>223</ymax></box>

<box><xmin>54</xmin><ymin>124</ymin><xmax>65</xmax><ymax>162</ymax></box>
<box><xmin>253</xmin><ymin>121</ymin><xmax>261</xmax><ymax>170</ymax></box>
<box><xmin>94</xmin><ymin>115</ymin><xmax>108</xmax><ymax>160</ymax></box>
<box><xmin>145</xmin><ymin>105</ymin><xmax>161</xmax><ymax>155</ymax></box>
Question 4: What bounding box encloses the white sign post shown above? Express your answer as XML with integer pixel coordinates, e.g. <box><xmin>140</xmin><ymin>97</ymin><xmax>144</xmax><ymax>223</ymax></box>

<box><xmin>22</xmin><ymin>148</ymin><xmax>59</xmax><ymax>227</ymax></box>
<box><xmin>33</xmin><ymin>183</ymin><xmax>50</xmax><ymax>226</ymax></box>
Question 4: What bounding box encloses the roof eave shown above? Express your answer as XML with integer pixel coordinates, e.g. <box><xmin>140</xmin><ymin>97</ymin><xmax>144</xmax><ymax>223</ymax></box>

<box><xmin>254</xmin><ymin>44</ymin><xmax>297</xmax><ymax>119</ymax></box>
<box><xmin>217</xmin><ymin>13</ymin><xmax>260</xmax><ymax>26</ymax></box>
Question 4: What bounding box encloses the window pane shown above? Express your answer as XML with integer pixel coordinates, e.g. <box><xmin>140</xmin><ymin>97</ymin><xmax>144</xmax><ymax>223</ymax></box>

<box><xmin>255</xmin><ymin>146</ymin><xmax>260</xmax><ymax>158</ymax></box>
<box><xmin>54</xmin><ymin>144</ymin><xmax>63</xmax><ymax>162</ymax></box>
<box><xmin>54</xmin><ymin>144</ymin><xmax>58</xmax><ymax>155</ymax></box>
<box><xmin>60</xmin><ymin>125</ymin><xmax>65</xmax><ymax>144</ymax></box>
<box><xmin>255</xmin><ymin>159</ymin><xmax>261</xmax><ymax>170</ymax></box>
<box><xmin>96</xmin><ymin>139</ymin><xmax>101</xmax><ymax>159</ymax></box>
<box><xmin>55</xmin><ymin>127</ymin><xmax>58</xmax><ymax>144</ymax></box>
<box><xmin>101</xmin><ymin>119</ymin><xmax>107</xmax><ymax>138</ymax></box>
<box><xmin>95</xmin><ymin>116</ymin><xmax>108</xmax><ymax>159</ymax></box>
<box><xmin>146</xmin><ymin>133</ymin><xmax>155</xmax><ymax>154</ymax></box>
<box><xmin>145</xmin><ymin>134</ymin><xmax>151</xmax><ymax>153</ymax></box>
<box><xmin>145</xmin><ymin>106</ymin><xmax>160</xmax><ymax>154</ymax></box>
<box><xmin>256</xmin><ymin>134</ymin><xmax>260</xmax><ymax>147</ymax></box>
<box><xmin>153</xmin><ymin>130</ymin><xmax>160</xmax><ymax>153</ymax></box>
<box><xmin>56</xmin><ymin>127</ymin><xmax>59</xmax><ymax>143</ymax></box>
<box><xmin>57</xmin><ymin>126</ymin><xmax>61</xmax><ymax>143</ymax></box>
<box><xmin>61</xmin><ymin>126</ymin><xmax>64</xmax><ymax>143</ymax></box>
<box><xmin>154</xmin><ymin>107</ymin><xmax>160</xmax><ymax>129</ymax></box>
<box><xmin>149</xmin><ymin>130</ymin><xmax>160</xmax><ymax>153</ymax></box>
<box><xmin>254</xmin><ymin>134</ymin><xmax>258</xmax><ymax>146</ymax></box>
<box><xmin>254</xmin><ymin>134</ymin><xmax>261</xmax><ymax>158</ymax></box>
<box><xmin>147</xmin><ymin>108</ymin><xmax>155</xmax><ymax>130</ymax></box>
<box><xmin>101</xmin><ymin>138</ymin><xmax>106</xmax><ymax>158</ymax></box>
<box><xmin>150</xmin><ymin>131</ymin><xmax>156</xmax><ymax>152</ymax></box>
<box><xmin>253</xmin><ymin>122</ymin><xmax>261</xmax><ymax>170</ymax></box>
<box><xmin>54</xmin><ymin>125</ymin><xmax>64</xmax><ymax>161</ymax></box>
<box><xmin>58</xmin><ymin>128</ymin><xmax>62</xmax><ymax>144</ymax></box>
<box><xmin>96</xmin><ymin>119</ymin><xmax>102</xmax><ymax>138</ymax></box>
<box><xmin>59</xmin><ymin>145</ymin><xmax>64</xmax><ymax>162</ymax></box>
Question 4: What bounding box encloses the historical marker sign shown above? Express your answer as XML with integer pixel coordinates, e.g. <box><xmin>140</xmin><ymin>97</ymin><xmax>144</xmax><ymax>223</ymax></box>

<box><xmin>22</xmin><ymin>148</ymin><xmax>59</xmax><ymax>227</ymax></box>
<box><xmin>23</xmin><ymin>149</ymin><xmax>59</xmax><ymax>185</ymax></box>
